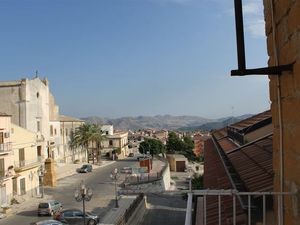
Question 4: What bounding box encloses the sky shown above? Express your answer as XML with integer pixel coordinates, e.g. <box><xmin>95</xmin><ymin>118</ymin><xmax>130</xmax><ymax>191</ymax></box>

<box><xmin>0</xmin><ymin>0</ymin><xmax>270</xmax><ymax>119</ymax></box>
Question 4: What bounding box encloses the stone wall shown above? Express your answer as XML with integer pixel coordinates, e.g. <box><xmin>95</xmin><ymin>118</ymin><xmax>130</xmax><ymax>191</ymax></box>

<box><xmin>263</xmin><ymin>0</ymin><xmax>300</xmax><ymax>224</ymax></box>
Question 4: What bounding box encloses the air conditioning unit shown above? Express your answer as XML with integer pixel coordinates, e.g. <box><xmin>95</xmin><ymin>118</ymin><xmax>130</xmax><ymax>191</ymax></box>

<box><xmin>4</xmin><ymin>132</ymin><xmax>10</xmax><ymax>138</ymax></box>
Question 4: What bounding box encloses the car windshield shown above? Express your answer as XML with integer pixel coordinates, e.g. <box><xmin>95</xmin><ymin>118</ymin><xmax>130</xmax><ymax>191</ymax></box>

<box><xmin>38</xmin><ymin>203</ymin><xmax>49</xmax><ymax>208</ymax></box>
<box><xmin>82</xmin><ymin>165</ymin><xmax>88</xmax><ymax>168</ymax></box>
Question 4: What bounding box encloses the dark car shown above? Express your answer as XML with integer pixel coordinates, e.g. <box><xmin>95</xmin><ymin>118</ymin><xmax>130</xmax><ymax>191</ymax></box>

<box><xmin>55</xmin><ymin>209</ymin><xmax>99</xmax><ymax>225</ymax></box>
<box><xmin>38</xmin><ymin>200</ymin><xmax>63</xmax><ymax>216</ymax></box>
<box><xmin>137</xmin><ymin>155</ymin><xmax>151</xmax><ymax>161</ymax></box>
<box><xmin>76</xmin><ymin>164</ymin><xmax>92</xmax><ymax>173</ymax></box>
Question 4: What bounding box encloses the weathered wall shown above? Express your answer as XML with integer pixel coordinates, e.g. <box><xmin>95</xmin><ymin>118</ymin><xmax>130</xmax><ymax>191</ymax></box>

<box><xmin>263</xmin><ymin>0</ymin><xmax>300</xmax><ymax>224</ymax></box>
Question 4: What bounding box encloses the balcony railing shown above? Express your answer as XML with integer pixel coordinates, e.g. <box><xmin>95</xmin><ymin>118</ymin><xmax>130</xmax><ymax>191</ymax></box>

<box><xmin>0</xmin><ymin>142</ymin><xmax>12</xmax><ymax>153</ymax></box>
<box><xmin>185</xmin><ymin>189</ymin><xmax>296</xmax><ymax>225</ymax></box>
<box><xmin>14</xmin><ymin>157</ymin><xmax>43</xmax><ymax>169</ymax></box>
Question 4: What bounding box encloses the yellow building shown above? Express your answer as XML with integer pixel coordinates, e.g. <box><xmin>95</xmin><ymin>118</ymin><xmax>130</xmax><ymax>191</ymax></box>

<box><xmin>102</xmin><ymin>131</ymin><xmax>129</xmax><ymax>159</ymax></box>
<box><xmin>0</xmin><ymin>113</ymin><xmax>14</xmax><ymax>206</ymax></box>
<box><xmin>11</xmin><ymin>124</ymin><xmax>42</xmax><ymax>197</ymax></box>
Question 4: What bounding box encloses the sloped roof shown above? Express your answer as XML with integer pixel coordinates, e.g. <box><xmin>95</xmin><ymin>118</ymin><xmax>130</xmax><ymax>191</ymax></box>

<box><xmin>203</xmin><ymin>138</ymin><xmax>245</xmax><ymax>225</ymax></box>
<box><xmin>212</xmin><ymin>128</ymin><xmax>227</xmax><ymax>140</ymax></box>
<box><xmin>228</xmin><ymin>110</ymin><xmax>271</xmax><ymax>133</ymax></box>
<box><xmin>227</xmin><ymin>134</ymin><xmax>273</xmax><ymax>192</ymax></box>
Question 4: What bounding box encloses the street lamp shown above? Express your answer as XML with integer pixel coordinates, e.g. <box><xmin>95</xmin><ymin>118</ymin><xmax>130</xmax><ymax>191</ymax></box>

<box><xmin>38</xmin><ymin>165</ymin><xmax>46</xmax><ymax>198</ymax></box>
<box><xmin>110</xmin><ymin>168</ymin><xmax>120</xmax><ymax>208</ymax></box>
<box><xmin>74</xmin><ymin>181</ymin><xmax>93</xmax><ymax>225</ymax></box>
<box><xmin>187</xmin><ymin>168</ymin><xmax>193</xmax><ymax>192</ymax></box>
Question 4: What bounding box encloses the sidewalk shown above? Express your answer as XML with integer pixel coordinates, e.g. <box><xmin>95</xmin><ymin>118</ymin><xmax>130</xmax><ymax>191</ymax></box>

<box><xmin>1</xmin><ymin>160</ymin><xmax>116</xmax><ymax>218</ymax></box>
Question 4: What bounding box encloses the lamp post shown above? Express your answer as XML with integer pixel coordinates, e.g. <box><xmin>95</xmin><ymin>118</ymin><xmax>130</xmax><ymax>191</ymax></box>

<box><xmin>110</xmin><ymin>168</ymin><xmax>119</xmax><ymax>208</ymax></box>
<box><xmin>188</xmin><ymin>168</ymin><xmax>193</xmax><ymax>192</ymax></box>
<box><xmin>38</xmin><ymin>166</ymin><xmax>45</xmax><ymax>198</ymax></box>
<box><xmin>74</xmin><ymin>181</ymin><xmax>93</xmax><ymax>225</ymax></box>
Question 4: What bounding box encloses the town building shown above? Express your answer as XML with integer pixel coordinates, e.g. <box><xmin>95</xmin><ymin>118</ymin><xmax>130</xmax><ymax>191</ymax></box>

<box><xmin>193</xmin><ymin>133</ymin><xmax>210</xmax><ymax>157</ymax></box>
<box><xmin>0</xmin><ymin>77</ymin><xmax>84</xmax><ymax>164</ymax></box>
<box><xmin>0</xmin><ymin>77</ymin><xmax>57</xmax><ymax>160</ymax></box>
<box><xmin>193</xmin><ymin>110</ymin><xmax>274</xmax><ymax>225</ymax></box>
<box><xmin>11</xmin><ymin>123</ymin><xmax>42</xmax><ymax>197</ymax></box>
<box><xmin>0</xmin><ymin>113</ymin><xmax>14</xmax><ymax>206</ymax></box>
<box><xmin>59</xmin><ymin>115</ymin><xmax>85</xmax><ymax>163</ymax></box>
<box><xmin>101</xmin><ymin>126</ymin><xmax>129</xmax><ymax>159</ymax></box>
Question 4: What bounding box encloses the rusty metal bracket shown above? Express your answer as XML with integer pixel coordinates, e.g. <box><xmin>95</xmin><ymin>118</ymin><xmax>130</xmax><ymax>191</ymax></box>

<box><xmin>231</xmin><ymin>0</ymin><xmax>293</xmax><ymax>76</ymax></box>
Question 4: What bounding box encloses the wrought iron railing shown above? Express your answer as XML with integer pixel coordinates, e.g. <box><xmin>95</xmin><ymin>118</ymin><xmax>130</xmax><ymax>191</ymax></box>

<box><xmin>14</xmin><ymin>156</ymin><xmax>43</xmax><ymax>169</ymax></box>
<box><xmin>0</xmin><ymin>142</ymin><xmax>12</xmax><ymax>153</ymax></box>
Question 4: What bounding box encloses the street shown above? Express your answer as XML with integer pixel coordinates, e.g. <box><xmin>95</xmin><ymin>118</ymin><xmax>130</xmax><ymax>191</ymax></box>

<box><xmin>0</xmin><ymin>159</ymin><xmax>138</xmax><ymax>225</ymax></box>
<box><xmin>141</xmin><ymin>193</ymin><xmax>187</xmax><ymax>225</ymax></box>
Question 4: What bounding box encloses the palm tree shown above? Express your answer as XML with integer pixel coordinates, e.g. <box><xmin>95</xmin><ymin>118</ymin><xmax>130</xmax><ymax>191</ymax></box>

<box><xmin>70</xmin><ymin>123</ymin><xmax>105</xmax><ymax>163</ymax></box>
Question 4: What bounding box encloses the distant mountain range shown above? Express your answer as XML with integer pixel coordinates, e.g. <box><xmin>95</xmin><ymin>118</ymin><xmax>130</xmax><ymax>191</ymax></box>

<box><xmin>82</xmin><ymin>114</ymin><xmax>253</xmax><ymax>131</ymax></box>
<box><xmin>177</xmin><ymin>114</ymin><xmax>252</xmax><ymax>132</ymax></box>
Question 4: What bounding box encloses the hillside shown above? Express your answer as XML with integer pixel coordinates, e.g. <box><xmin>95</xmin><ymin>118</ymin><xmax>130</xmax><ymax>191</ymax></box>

<box><xmin>178</xmin><ymin>114</ymin><xmax>253</xmax><ymax>132</ymax></box>
<box><xmin>82</xmin><ymin>115</ymin><xmax>214</xmax><ymax>130</ymax></box>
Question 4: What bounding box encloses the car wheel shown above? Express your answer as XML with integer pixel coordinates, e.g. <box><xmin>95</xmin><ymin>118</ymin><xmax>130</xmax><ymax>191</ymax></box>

<box><xmin>37</xmin><ymin>213</ymin><xmax>41</xmax><ymax>217</ymax></box>
<box><xmin>88</xmin><ymin>219</ymin><xmax>97</xmax><ymax>225</ymax></box>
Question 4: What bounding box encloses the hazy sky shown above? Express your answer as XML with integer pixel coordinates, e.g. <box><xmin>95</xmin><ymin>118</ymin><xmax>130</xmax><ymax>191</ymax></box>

<box><xmin>0</xmin><ymin>0</ymin><xmax>270</xmax><ymax>119</ymax></box>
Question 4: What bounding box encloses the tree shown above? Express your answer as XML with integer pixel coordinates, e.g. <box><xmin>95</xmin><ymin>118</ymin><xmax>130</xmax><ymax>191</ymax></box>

<box><xmin>70</xmin><ymin>123</ymin><xmax>105</xmax><ymax>163</ymax></box>
<box><xmin>182</xmin><ymin>136</ymin><xmax>196</xmax><ymax>161</ymax></box>
<box><xmin>139</xmin><ymin>138</ymin><xmax>165</xmax><ymax>158</ymax></box>
<box><xmin>166</xmin><ymin>132</ymin><xmax>184</xmax><ymax>153</ymax></box>
<box><xmin>166</xmin><ymin>132</ymin><xmax>197</xmax><ymax>161</ymax></box>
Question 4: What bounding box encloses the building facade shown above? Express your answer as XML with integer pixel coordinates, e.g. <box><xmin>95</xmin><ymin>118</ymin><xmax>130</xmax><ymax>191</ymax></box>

<box><xmin>59</xmin><ymin>115</ymin><xmax>85</xmax><ymax>163</ymax></box>
<box><xmin>11</xmin><ymin>124</ymin><xmax>41</xmax><ymax>197</ymax></box>
<box><xmin>0</xmin><ymin>113</ymin><xmax>14</xmax><ymax>206</ymax></box>
<box><xmin>102</xmin><ymin>127</ymin><xmax>129</xmax><ymax>159</ymax></box>
<box><xmin>263</xmin><ymin>0</ymin><xmax>300</xmax><ymax>224</ymax></box>
<box><xmin>0</xmin><ymin>77</ymin><xmax>57</xmax><ymax>160</ymax></box>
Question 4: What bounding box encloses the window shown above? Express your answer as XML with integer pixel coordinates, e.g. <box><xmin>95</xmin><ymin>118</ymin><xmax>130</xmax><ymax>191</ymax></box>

<box><xmin>106</xmin><ymin>131</ymin><xmax>109</xmax><ymax>135</ymax></box>
<box><xmin>0</xmin><ymin>132</ymin><xmax>3</xmax><ymax>144</ymax></box>
<box><xmin>50</xmin><ymin>125</ymin><xmax>53</xmax><ymax>136</ymax></box>
<box><xmin>0</xmin><ymin>159</ymin><xmax>4</xmax><ymax>177</ymax></box>
<box><xmin>63</xmin><ymin>211</ymin><xmax>74</xmax><ymax>217</ymax></box>
<box><xmin>109</xmin><ymin>140</ymin><xmax>113</xmax><ymax>146</ymax></box>
<box><xmin>37</xmin><ymin>121</ymin><xmax>41</xmax><ymax>132</ymax></box>
<box><xmin>19</xmin><ymin>148</ymin><xmax>25</xmax><ymax>167</ymax></box>
<box><xmin>74</xmin><ymin>211</ymin><xmax>84</xmax><ymax>217</ymax></box>
<box><xmin>37</xmin><ymin>146</ymin><xmax>42</xmax><ymax>157</ymax></box>
<box><xmin>65</xmin><ymin>128</ymin><xmax>68</xmax><ymax>136</ymax></box>
<box><xmin>54</xmin><ymin>128</ymin><xmax>57</xmax><ymax>135</ymax></box>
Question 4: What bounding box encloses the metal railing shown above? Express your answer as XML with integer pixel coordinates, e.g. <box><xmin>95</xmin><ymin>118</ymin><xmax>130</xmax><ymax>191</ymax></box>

<box><xmin>14</xmin><ymin>156</ymin><xmax>43</xmax><ymax>169</ymax></box>
<box><xmin>0</xmin><ymin>142</ymin><xmax>12</xmax><ymax>153</ymax></box>
<box><xmin>186</xmin><ymin>189</ymin><xmax>296</xmax><ymax>225</ymax></box>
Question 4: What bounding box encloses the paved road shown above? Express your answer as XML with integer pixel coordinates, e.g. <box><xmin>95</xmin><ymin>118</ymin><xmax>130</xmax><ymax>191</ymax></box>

<box><xmin>0</xmin><ymin>159</ymin><xmax>138</xmax><ymax>225</ymax></box>
<box><xmin>141</xmin><ymin>193</ymin><xmax>187</xmax><ymax>225</ymax></box>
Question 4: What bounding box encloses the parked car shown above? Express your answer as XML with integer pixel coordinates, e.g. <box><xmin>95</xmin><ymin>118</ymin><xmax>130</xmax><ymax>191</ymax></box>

<box><xmin>76</xmin><ymin>164</ymin><xmax>92</xmax><ymax>173</ymax></box>
<box><xmin>38</xmin><ymin>200</ymin><xmax>63</xmax><ymax>216</ymax></box>
<box><xmin>120</xmin><ymin>167</ymin><xmax>132</xmax><ymax>174</ymax></box>
<box><xmin>54</xmin><ymin>209</ymin><xmax>99</xmax><ymax>225</ymax></box>
<box><xmin>137</xmin><ymin>155</ymin><xmax>151</xmax><ymax>161</ymax></box>
<box><xmin>32</xmin><ymin>219</ymin><xmax>67</xmax><ymax>225</ymax></box>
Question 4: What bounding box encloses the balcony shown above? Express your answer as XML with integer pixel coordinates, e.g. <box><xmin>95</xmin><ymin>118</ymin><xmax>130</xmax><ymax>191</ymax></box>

<box><xmin>14</xmin><ymin>157</ymin><xmax>43</xmax><ymax>171</ymax></box>
<box><xmin>185</xmin><ymin>189</ymin><xmax>296</xmax><ymax>225</ymax></box>
<box><xmin>0</xmin><ymin>142</ymin><xmax>12</xmax><ymax>154</ymax></box>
